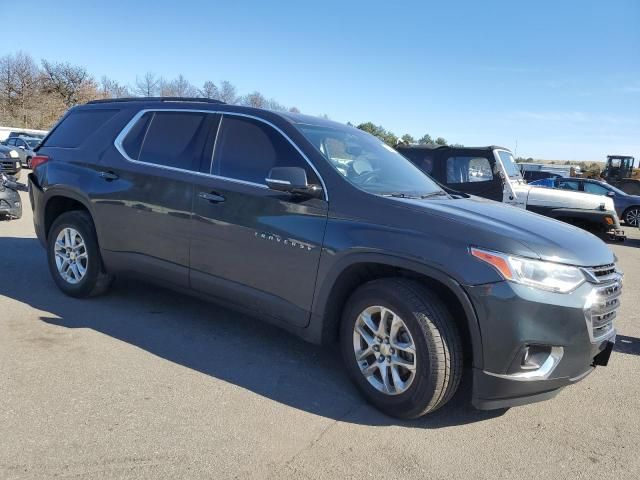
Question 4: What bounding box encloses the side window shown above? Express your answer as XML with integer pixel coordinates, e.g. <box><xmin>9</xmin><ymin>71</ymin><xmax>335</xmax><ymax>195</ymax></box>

<box><xmin>122</xmin><ymin>112</ymin><xmax>153</xmax><ymax>160</ymax></box>
<box><xmin>584</xmin><ymin>183</ymin><xmax>609</xmax><ymax>195</ymax></box>
<box><xmin>212</xmin><ymin>115</ymin><xmax>318</xmax><ymax>185</ymax></box>
<box><xmin>557</xmin><ymin>180</ymin><xmax>579</xmax><ymax>190</ymax></box>
<box><xmin>6</xmin><ymin>138</ymin><xmax>15</xmax><ymax>146</ymax></box>
<box><xmin>43</xmin><ymin>109</ymin><xmax>118</xmax><ymax>148</ymax></box>
<box><xmin>136</xmin><ymin>112</ymin><xmax>209</xmax><ymax>171</ymax></box>
<box><xmin>445</xmin><ymin>156</ymin><xmax>493</xmax><ymax>183</ymax></box>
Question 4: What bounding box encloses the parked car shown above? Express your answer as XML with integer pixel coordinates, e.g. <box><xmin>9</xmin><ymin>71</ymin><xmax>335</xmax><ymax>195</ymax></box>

<box><xmin>0</xmin><ymin>173</ymin><xmax>27</xmax><ymax>219</ymax></box>
<box><xmin>29</xmin><ymin>98</ymin><xmax>620</xmax><ymax>418</ymax></box>
<box><xmin>6</xmin><ymin>130</ymin><xmax>47</xmax><ymax>141</ymax></box>
<box><xmin>397</xmin><ymin>145</ymin><xmax>623</xmax><ymax>236</ymax></box>
<box><xmin>522</xmin><ymin>170</ymin><xmax>563</xmax><ymax>182</ymax></box>
<box><xmin>531</xmin><ymin>177</ymin><xmax>640</xmax><ymax>227</ymax></box>
<box><xmin>4</xmin><ymin>136</ymin><xmax>39</xmax><ymax>168</ymax></box>
<box><xmin>0</xmin><ymin>144</ymin><xmax>22</xmax><ymax>180</ymax></box>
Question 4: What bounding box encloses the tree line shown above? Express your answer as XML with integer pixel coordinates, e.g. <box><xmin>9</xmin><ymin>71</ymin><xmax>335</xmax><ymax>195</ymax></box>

<box><xmin>0</xmin><ymin>51</ymin><xmax>301</xmax><ymax>130</ymax></box>
<box><xmin>354</xmin><ymin>122</ymin><xmax>457</xmax><ymax>147</ymax></box>
<box><xmin>0</xmin><ymin>50</ymin><xmax>455</xmax><ymax>148</ymax></box>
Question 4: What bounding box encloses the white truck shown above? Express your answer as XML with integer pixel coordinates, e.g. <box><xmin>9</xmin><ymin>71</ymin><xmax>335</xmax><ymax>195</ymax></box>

<box><xmin>397</xmin><ymin>145</ymin><xmax>624</xmax><ymax>239</ymax></box>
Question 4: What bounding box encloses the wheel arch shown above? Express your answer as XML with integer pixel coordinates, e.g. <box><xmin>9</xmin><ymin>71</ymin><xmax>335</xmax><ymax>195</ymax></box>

<box><xmin>310</xmin><ymin>253</ymin><xmax>484</xmax><ymax>369</ymax></box>
<box><xmin>43</xmin><ymin>189</ymin><xmax>96</xmax><ymax>240</ymax></box>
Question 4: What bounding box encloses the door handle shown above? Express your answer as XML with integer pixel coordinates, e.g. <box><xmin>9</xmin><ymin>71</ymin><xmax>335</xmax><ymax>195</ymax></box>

<box><xmin>198</xmin><ymin>191</ymin><xmax>225</xmax><ymax>203</ymax></box>
<box><xmin>99</xmin><ymin>171</ymin><xmax>119</xmax><ymax>181</ymax></box>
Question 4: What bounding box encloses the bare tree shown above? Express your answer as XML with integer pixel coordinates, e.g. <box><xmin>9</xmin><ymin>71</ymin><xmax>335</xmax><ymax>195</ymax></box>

<box><xmin>0</xmin><ymin>52</ymin><xmax>41</xmax><ymax>127</ymax></box>
<box><xmin>100</xmin><ymin>76</ymin><xmax>130</xmax><ymax>98</ymax></box>
<box><xmin>159</xmin><ymin>75</ymin><xmax>197</xmax><ymax>97</ymax></box>
<box><xmin>218</xmin><ymin>80</ymin><xmax>237</xmax><ymax>104</ymax></box>
<box><xmin>200</xmin><ymin>80</ymin><xmax>219</xmax><ymax>99</ymax></box>
<box><xmin>134</xmin><ymin>72</ymin><xmax>159</xmax><ymax>97</ymax></box>
<box><xmin>289</xmin><ymin>106</ymin><xmax>301</xmax><ymax>113</ymax></box>
<box><xmin>242</xmin><ymin>91</ymin><xmax>267</xmax><ymax>108</ymax></box>
<box><xmin>41</xmin><ymin>60</ymin><xmax>97</xmax><ymax>107</ymax></box>
<box><xmin>266</xmin><ymin>98</ymin><xmax>287</xmax><ymax>111</ymax></box>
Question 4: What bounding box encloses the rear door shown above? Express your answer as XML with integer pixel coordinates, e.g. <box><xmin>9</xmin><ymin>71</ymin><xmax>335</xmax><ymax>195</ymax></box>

<box><xmin>96</xmin><ymin>109</ymin><xmax>218</xmax><ymax>287</ymax></box>
<box><xmin>189</xmin><ymin>114</ymin><xmax>328</xmax><ymax>327</ymax></box>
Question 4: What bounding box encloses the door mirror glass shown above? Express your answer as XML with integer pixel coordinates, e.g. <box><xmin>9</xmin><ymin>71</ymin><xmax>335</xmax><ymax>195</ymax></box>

<box><xmin>266</xmin><ymin>167</ymin><xmax>323</xmax><ymax>198</ymax></box>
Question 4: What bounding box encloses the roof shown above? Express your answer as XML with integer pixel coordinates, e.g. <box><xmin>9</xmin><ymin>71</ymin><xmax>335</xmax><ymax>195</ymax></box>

<box><xmin>86</xmin><ymin>96</ymin><xmax>225</xmax><ymax>105</ymax></box>
<box><xmin>397</xmin><ymin>144</ymin><xmax>512</xmax><ymax>152</ymax></box>
<box><xmin>81</xmin><ymin>97</ymin><xmax>353</xmax><ymax>131</ymax></box>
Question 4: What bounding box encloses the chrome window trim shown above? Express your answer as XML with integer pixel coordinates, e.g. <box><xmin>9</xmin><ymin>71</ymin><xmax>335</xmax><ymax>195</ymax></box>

<box><xmin>113</xmin><ymin>108</ymin><xmax>328</xmax><ymax>201</ymax></box>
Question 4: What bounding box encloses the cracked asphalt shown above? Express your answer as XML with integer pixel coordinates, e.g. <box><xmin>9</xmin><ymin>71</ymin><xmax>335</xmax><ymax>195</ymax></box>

<box><xmin>1</xmin><ymin>189</ymin><xmax>639</xmax><ymax>479</ymax></box>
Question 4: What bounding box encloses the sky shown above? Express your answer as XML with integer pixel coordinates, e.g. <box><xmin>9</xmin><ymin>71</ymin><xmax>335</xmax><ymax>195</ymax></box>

<box><xmin>2</xmin><ymin>0</ymin><xmax>639</xmax><ymax>161</ymax></box>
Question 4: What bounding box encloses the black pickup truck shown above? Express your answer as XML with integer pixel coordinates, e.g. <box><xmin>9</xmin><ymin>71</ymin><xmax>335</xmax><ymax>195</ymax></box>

<box><xmin>28</xmin><ymin>98</ymin><xmax>620</xmax><ymax>418</ymax></box>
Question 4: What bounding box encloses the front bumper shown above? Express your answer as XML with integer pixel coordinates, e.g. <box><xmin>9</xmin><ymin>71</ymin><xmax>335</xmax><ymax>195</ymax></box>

<box><xmin>467</xmin><ymin>275</ymin><xmax>620</xmax><ymax>410</ymax></box>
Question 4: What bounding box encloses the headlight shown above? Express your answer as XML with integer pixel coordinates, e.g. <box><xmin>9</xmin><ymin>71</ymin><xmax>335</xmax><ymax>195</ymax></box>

<box><xmin>471</xmin><ymin>247</ymin><xmax>585</xmax><ymax>293</ymax></box>
<box><xmin>9</xmin><ymin>150</ymin><xmax>19</xmax><ymax>158</ymax></box>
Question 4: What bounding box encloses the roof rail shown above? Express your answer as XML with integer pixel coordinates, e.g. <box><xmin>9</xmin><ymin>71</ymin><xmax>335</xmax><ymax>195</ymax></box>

<box><xmin>86</xmin><ymin>97</ymin><xmax>225</xmax><ymax>105</ymax></box>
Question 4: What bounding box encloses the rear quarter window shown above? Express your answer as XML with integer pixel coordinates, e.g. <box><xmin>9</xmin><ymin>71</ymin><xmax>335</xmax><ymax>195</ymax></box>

<box><xmin>43</xmin><ymin>109</ymin><xmax>118</xmax><ymax>148</ymax></box>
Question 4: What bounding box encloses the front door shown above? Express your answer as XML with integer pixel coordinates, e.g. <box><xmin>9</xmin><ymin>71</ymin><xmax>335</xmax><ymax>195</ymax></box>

<box><xmin>190</xmin><ymin>114</ymin><xmax>328</xmax><ymax>327</ymax></box>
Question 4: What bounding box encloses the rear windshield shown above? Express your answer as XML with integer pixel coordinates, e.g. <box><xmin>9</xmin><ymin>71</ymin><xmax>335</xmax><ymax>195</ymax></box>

<box><xmin>43</xmin><ymin>109</ymin><xmax>118</xmax><ymax>148</ymax></box>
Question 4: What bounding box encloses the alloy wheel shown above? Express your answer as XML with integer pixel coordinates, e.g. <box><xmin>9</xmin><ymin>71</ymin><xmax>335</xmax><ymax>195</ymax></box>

<box><xmin>54</xmin><ymin>227</ymin><xmax>88</xmax><ymax>284</ymax></box>
<box><xmin>625</xmin><ymin>208</ymin><xmax>640</xmax><ymax>227</ymax></box>
<box><xmin>352</xmin><ymin>306</ymin><xmax>417</xmax><ymax>395</ymax></box>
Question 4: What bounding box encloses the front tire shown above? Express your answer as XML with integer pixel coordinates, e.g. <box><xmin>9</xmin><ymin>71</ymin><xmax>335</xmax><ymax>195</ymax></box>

<box><xmin>340</xmin><ymin>278</ymin><xmax>463</xmax><ymax>419</ymax></box>
<box><xmin>47</xmin><ymin>210</ymin><xmax>113</xmax><ymax>298</ymax></box>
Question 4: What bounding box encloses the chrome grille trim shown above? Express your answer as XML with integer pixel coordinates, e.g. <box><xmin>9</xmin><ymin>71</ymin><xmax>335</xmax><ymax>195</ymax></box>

<box><xmin>581</xmin><ymin>263</ymin><xmax>618</xmax><ymax>284</ymax></box>
<box><xmin>584</xmin><ymin>272</ymin><xmax>622</xmax><ymax>343</ymax></box>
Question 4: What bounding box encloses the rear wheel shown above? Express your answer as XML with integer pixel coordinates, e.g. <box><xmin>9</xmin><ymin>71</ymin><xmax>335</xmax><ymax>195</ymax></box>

<box><xmin>47</xmin><ymin>210</ymin><xmax>113</xmax><ymax>297</ymax></box>
<box><xmin>340</xmin><ymin>278</ymin><xmax>463</xmax><ymax>419</ymax></box>
<box><xmin>623</xmin><ymin>207</ymin><xmax>640</xmax><ymax>227</ymax></box>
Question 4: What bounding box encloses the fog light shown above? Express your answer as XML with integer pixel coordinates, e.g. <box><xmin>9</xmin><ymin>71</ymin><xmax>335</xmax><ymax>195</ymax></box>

<box><xmin>14</xmin><ymin>201</ymin><xmax>20</xmax><ymax>207</ymax></box>
<box><xmin>485</xmin><ymin>345</ymin><xmax>564</xmax><ymax>381</ymax></box>
<box><xmin>605</xmin><ymin>216</ymin><xmax>614</xmax><ymax>225</ymax></box>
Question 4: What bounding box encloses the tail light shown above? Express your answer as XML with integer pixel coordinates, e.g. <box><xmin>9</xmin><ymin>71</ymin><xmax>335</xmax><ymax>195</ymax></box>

<box><xmin>30</xmin><ymin>155</ymin><xmax>49</xmax><ymax>170</ymax></box>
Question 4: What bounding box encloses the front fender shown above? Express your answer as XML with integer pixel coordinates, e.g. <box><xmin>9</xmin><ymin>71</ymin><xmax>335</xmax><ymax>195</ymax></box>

<box><xmin>309</xmin><ymin>251</ymin><xmax>485</xmax><ymax>369</ymax></box>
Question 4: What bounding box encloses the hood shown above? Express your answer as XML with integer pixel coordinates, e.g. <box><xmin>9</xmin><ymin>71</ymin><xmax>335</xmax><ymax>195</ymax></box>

<box><xmin>392</xmin><ymin>195</ymin><xmax>615</xmax><ymax>267</ymax></box>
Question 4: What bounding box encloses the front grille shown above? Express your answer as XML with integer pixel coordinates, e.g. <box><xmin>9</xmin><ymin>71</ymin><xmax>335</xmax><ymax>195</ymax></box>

<box><xmin>0</xmin><ymin>159</ymin><xmax>17</xmax><ymax>172</ymax></box>
<box><xmin>584</xmin><ymin>267</ymin><xmax>622</xmax><ymax>342</ymax></box>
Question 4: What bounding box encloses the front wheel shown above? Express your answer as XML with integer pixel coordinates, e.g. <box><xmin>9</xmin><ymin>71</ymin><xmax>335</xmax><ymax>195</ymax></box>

<box><xmin>340</xmin><ymin>278</ymin><xmax>463</xmax><ymax>419</ymax></box>
<box><xmin>624</xmin><ymin>207</ymin><xmax>640</xmax><ymax>227</ymax></box>
<box><xmin>47</xmin><ymin>210</ymin><xmax>113</xmax><ymax>297</ymax></box>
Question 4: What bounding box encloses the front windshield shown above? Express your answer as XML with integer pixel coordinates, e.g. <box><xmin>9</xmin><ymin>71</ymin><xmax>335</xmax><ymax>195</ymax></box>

<box><xmin>296</xmin><ymin>124</ymin><xmax>444</xmax><ymax>197</ymax></box>
<box><xmin>497</xmin><ymin>150</ymin><xmax>522</xmax><ymax>179</ymax></box>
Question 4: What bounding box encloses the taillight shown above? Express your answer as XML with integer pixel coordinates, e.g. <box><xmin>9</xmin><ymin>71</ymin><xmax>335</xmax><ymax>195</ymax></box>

<box><xmin>30</xmin><ymin>155</ymin><xmax>49</xmax><ymax>170</ymax></box>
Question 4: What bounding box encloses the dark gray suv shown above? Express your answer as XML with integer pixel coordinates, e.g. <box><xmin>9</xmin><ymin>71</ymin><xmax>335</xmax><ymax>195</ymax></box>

<box><xmin>28</xmin><ymin>98</ymin><xmax>620</xmax><ymax>418</ymax></box>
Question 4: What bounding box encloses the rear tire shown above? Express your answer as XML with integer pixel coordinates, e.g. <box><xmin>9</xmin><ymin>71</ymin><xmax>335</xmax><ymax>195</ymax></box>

<box><xmin>47</xmin><ymin>210</ymin><xmax>113</xmax><ymax>298</ymax></box>
<box><xmin>340</xmin><ymin>278</ymin><xmax>463</xmax><ymax>419</ymax></box>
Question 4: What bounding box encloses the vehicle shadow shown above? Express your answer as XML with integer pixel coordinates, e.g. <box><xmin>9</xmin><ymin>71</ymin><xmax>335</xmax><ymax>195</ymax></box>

<box><xmin>0</xmin><ymin>236</ymin><xmax>505</xmax><ymax>428</ymax></box>
<box><xmin>615</xmin><ymin>335</ymin><xmax>640</xmax><ymax>356</ymax></box>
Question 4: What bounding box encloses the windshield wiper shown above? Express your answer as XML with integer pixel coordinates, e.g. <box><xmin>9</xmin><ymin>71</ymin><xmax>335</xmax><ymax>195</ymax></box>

<box><xmin>382</xmin><ymin>192</ymin><xmax>416</xmax><ymax>198</ymax></box>
<box><xmin>420</xmin><ymin>191</ymin><xmax>449</xmax><ymax>199</ymax></box>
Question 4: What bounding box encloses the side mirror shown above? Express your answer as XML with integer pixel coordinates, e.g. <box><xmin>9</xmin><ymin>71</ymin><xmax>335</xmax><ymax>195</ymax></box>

<box><xmin>265</xmin><ymin>166</ymin><xmax>323</xmax><ymax>199</ymax></box>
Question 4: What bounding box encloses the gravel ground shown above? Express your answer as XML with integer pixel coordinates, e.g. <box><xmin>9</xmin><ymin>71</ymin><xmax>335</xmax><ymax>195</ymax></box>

<box><xmin>1</xmin><ymin>189</ymin><xmax>639</xmax><ymax>479</ymax></box>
